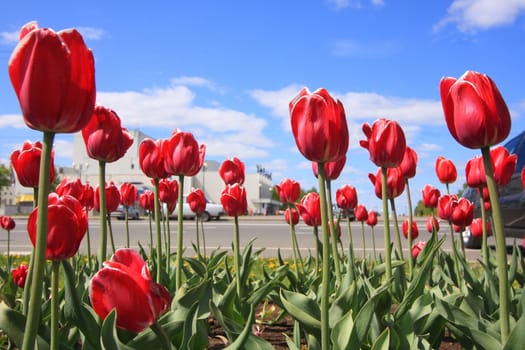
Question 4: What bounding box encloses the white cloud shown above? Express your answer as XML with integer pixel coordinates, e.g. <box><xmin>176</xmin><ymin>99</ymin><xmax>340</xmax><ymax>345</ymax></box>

<box><xmin>53</xmin><ymin>138</ymin><xmax>74</xmax><ymax>159</ymax></box>
<box><xmin>331</xmin><ymin>39</ymin><xmax>399</xmax><ymax>57</ymax></box>
<box><xmin>248</xmin><ymin>84</ymin><xmax>302</xmax><ymax>130</ymax></box>
<box><xmin>0</xmin><ymin>114</ymin><xmax>26</xmax><ymax>128</ymax></box>
<box><xmin>327</xmin><ymin>0</ymin><xmax>383</xmax><ymax>10</ymax></box>
<box><xmin>170</xmin><ymin>76</ymin><xmax>221</xmax><ymax>92</ymax></box>
<box><xmin>435</xmin><ymin>0</ymin><xmax>525</xmax><ymax>32</ymax></box>
<box><xmin>0</xmin><ymin>30</ymin><xmax>18</xmax><ymax>45</ymax></box>
<box><xmin>76</xmin><ymin>27</ymin><xmax>105</xmax><ymax>40</ymax></box>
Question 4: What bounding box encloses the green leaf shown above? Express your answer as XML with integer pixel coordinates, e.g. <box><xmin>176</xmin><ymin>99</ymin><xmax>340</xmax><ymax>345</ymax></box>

<box><xmin>0</xmin><ymin>302</ymin><xmax>50</xmax><ymax>350</ymax></box>
<box><xmin>371</xmin><ymin>327</ymin><xmax>390</xmax><ymax>350</ymax></box>
<box><xmin>503</xmin><ymin>312</ymin><xmax>525</xmax><ymax>350</ymax></box>
<box><xmin>279</xmin><ymin>289</ymin><xmax>321</xmax><ymax>335</ymax></box>
<box><xmin>100</xmin><ymin>310</ymin><xmax>135</xmax><ymax>350</ymax></box>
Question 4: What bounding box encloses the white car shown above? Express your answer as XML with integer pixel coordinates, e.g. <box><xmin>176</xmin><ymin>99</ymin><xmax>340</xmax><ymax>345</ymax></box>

<box><xmin>166</xmin><ymin>196</ymin><xmax>225</xmax><ymax>222</ymax></box>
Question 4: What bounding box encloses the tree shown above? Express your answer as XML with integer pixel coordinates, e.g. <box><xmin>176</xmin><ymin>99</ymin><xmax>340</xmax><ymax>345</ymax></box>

<box><xmin>0</xmin><ymin>163</ymin><xmax>11</xmax><ymax>188</ymax></box>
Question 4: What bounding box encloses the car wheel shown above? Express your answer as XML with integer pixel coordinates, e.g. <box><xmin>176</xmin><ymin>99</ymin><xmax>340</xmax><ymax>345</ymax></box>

<box><xmin>134</xmin><ymin>213</ymin><xmax>139</xmax><ymax>220</ymax></box>
<box><xmin>462</xmin><ymin>227</ymin><xmax>482</xmax><ymax>249</ymax></box>
<box><xmin>201</xmin><ymin>211</ymin><xmax>211</xmax><ymax>222</ymax></box>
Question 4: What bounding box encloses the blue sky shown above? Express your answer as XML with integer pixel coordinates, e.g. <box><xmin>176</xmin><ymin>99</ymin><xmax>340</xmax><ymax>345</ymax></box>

<box><xmin>1</xmin><ymin>0</ymin><xmax>525</xmax><ymax>213</ymax></box>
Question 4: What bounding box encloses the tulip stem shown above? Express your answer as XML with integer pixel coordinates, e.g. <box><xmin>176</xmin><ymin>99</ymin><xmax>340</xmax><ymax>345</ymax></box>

<box><xmin>125</xmin><ymin>206</ymin><xmax>130</xmax><ymax>248</ymax></box>
<box><xmin>151</xmin><ymin>321</ymin><xmax>172</xmax><ymax>350</ymax></box>
<box><xmin>200</xmin><ymin>217</ymin><xmax>206</xmax><ymax>259</ymax></box>
<box><xmin>85</xmin><ymin>208</ymin><xmax>92</xmax><ymax>270</ymax></box>
<box><xmin>22</xmin><ymin>131</ymin><xmax>55</xmax><ymax>350</ymax></box>
<box><xmin>405</xmin><ymin>179</ymin><xmax>414</xmax><ymax>278</ymax></box>
<box><xmin>389</xmin><ymin>198</ymin><xmax>404</xmax><ymax>260</ymax></box>
<box><xmin>195</xmin><ymin>216</ymin><xmax>201</xmax><ymax>258</ymax></box>
<box><xmin>153</xmin><ymin>179</ymin><xmax>162</xmax><ymax>283</ymax></box>
<box><xmin>479</xmin><ymin>192</ymin><xmax>490</xmax><ymax>268</ymax></box>
<box><xmin>381</xmin><ymin>167</ymin><xmax>393</xmax><ymax>281</ymax></box>
<box><xmin>176</xmin><ymin>175</ymin><xmax>185</xmax><ymax>290</ymax></box>
<box><xmin>325</xmin><ymin>180</ymin><xmax>342</xmax><ymax>287</ymax></box>
<box><xmin>288</xmin><ymin>204</ymin><xmax>304</xmax><ymax>277</ymax></box>
<box><xmin>481</xmin><ymin>146</ymin><xmax>510</xmax><ymax>342</ymax></box>
<box><xmin>313</xmin><ymin>226</ymin><xmax>320</xmax><ymax>277</ymax></box>
<box><xmin>107</xmin><ymin>215</ymin><xmax>116</xmax><ymax>254</ymax></box>
<box><xmin>148</xmin><ymin>212</ymin><xmax>154</xmax><ymax>263</ymax></box>
<box><xmin>22</xmin><ymin>188</ymin><xmax>39</xmax><ymax>316</ymax></box>
<box><xmin>360</xmin><ymin>221</ymin><xmax>366</xmax><ymax>259</ymax></box>
<box><xmin>233</xmin><ymin>215</ymin><xmax>242</xmax><ymax>299</ymax></box>
<box><xmin>317</xmin><ymin>163</ymin><xmax>331</xmax><ymax>350</ymax></box>
<box><xmin>345</xmin><ymin>217</ymin><xmax>355</xmax><ymax>284</ymax></box>
<box><xmin>98</xmin><ymin>161</ymin><xmax>108</xmax><ymax>263</ymax></box>
<box><xmin>50</xmin><ymin>261</ymin><xmax>60</xmax><ymax>350</ymax></box>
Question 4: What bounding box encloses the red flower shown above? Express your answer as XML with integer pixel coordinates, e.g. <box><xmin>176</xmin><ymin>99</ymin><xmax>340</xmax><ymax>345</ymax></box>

<box><xmin>12</xmin><ymin>264</ymin><xmax>28</xmax><ymax>288</ymax></box>
<box><xmin>336</xmin><ymin>184</ymin><xmax>358</xmax><ymax>211</ymax></box>
<box><xmin>120</xmin><ymin>182</ymin><xmax>138</xmax><ymax>207</ymax></box>
<box><xmin>163</xmin><ymin>129</ymin><xmax>206</xmax><ymax>177</ymax></box>
<box><xmin>435</xmin><ymin>156</ymin><xmax>457</xmax><ymax>184</ymax></box>
<box><xmin>89</xmin><ymin>249</ymin><xmax>170</xmax><ymax>333</ymax></box>
<box><xmin>368</xmin><ymin>167</ymin><xmax>405</xmax><ymax>199</ymax></box>
<box><xmin>27</xmin><ymin>193</ymin><xmax>87</xmax><ymax>260</ymax></box>
<box><xmin>139</xmin><ymin>138</ymin><xmax>169</xmax><ymax>179</ymax></box>
<box><xmin>139</xmin><ymin>190</ymin><xmax>155</xmax><ymax>212</ymax></box>
<box><xmin>366</xmin><ymin>210</ymin><xmax>378</xmax><ymax>227</ymax></box>
<box><xmin>354</xmin><ymin>204</ymin><xmax>368</xmax><ymax>222</ymax></box>
<box><xmin>421</xmin><ymin>184</ymin><xmax>441</xmax><ymax>208</ymax></box>
<box><xmin>360</xmin><ymin>118</ymin><xmax>406</xmax><ymax>168</ymax></box>
<box><xmin>219</xmin><ymin>157</ymin><xmax>245</xmax><ymax>185</ymax></box>
<box><xmin>79</xmin><ymin>183</ymin><xmax>94</xmax><ymax>210</ymax></box>
<box><xmin>411</xmin><ymin>241</ymin><xmax>426</xmax><ymax>259</ymax></box>
<box><xmin>491</xmin><ymin>146</ymin><xmax>517</xmax><ymax>187</ymax></box>
<box><xmin>289</xmin><ymin>87</ymin><xmax>348</xmax><ymax>163</ymax></box>
<box><xmin>437</xmin><ymin>194</ymin><xmax>457</xmax><ymax>222</ymax></box>
<box><xmin>312</xmin><ymin>155</ymin><xmax>346</xmax><ymax>180</ymax></box>
<box><xmin>465</xmin><ymin>155</ymin><xmax>486</xmax><ymax>189</ymax></box>
<box><xmin>220</xmin><ymin>183</ymin><xmax>247</xmax><ymax>217</ymax></box>
<box><xmin>94</xmin><ymin>182</ymin><xmax>121</xmax><ymax>213</ymax></box>
<box><xmin>402</xmin><ymin>219</ymin><xmax>419</xmax><ymax>239</ymax></box>
<box><xmin>426</xmin><ymin>217</ymin><xmax>440</xmax><ymax>233</ymax></box>
<box><xmin>295</xmin><ymin>192</ymin><xmax>321</xmax><ymax>227</ymax></box>
<box><xmin>399</xmin><ymin>146</ymin><xmax>418</xmax><ymax>179</ymax></box>
<box><xmin>10</xmin><ymin>140</ymin><xmax>55</xmax><ymax>188</ymax></box>
<box><xmin>470</xmin><ymin>218</ymin><xmax>491</xmax><ymax>238</ymax></box>
<box><xmin>451</xmin><ymin>197</ymin><xmax>474</xmax><ymax>228</ymax></box>
<box><xmin>440</xmin><ymin>70</ymin><xmax>511</xmax><ymax>149</ymax></box>
<box><xmin>8</xmin><ymin>21</ymin><xmax>96</xmax><ymax>133</ymax></box>
<box><xmin>187</xmin><ymin>188</ymin><xmax>207</xmax><ymax>214</ymax></box>
<box><xmin>275</xmin><ymin>179</ymin><xmax>301</xmax><ymax>204</ymax></box>
<box><xmin>1</xmin><ymin>216</ymin><xmax>16</xmax><ymax>231</ymax></box>
<box><xmin>284</xmin><ymin>207</ymin><xmax>300</xmax><ymax>226</ymax></box>
<box><xmin>55</xmin><ymin>177</ymin><xmax>83</xmax><ymax>200</ymax></box>
<box><xmin>158</xmin><ymin>179</ymin><xmax>178</xmax><ymax>206</ymax></box>
<box><xmin>82</xmin><ymin>105</ymin><xmax>134</xmax><ymax>163</ymax></box>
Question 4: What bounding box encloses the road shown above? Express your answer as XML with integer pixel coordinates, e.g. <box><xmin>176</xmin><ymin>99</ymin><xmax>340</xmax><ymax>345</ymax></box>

<box><xmin>2</xmin><ymin>215</ymin><xmax>520</xmax><ymax>261</ymax></box>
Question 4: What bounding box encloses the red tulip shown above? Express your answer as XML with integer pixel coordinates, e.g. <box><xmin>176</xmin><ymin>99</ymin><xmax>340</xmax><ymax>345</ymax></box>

<box><xmin>336</xmin><ymin>184</ymin><xmax>358</xmax><ymax>211</ymax></box>
<box><xmin>139</xmin><ymin>190</ymin><xmax>155</xmax><ymax>212</ymax></box>
<box><xmin>55</xmin><ymin>177</ymin><xmax>83</xmax><ymax>200</ymax></box>
<box><xmin>437</xmin><ymin>194</ymin><xmax>458</xmax><ymax>221</ymax></box>
<box><xmin>312</xmin><ymin>155</ymin><xmax>346</xmax><ymax>180</ymax></box>
<box><xmin>220</xmin><ymin>183</ymin><xmax>247</xmax><ymax>217</ymax></box>
<box><xmin>12</xmin><ymin>263</ymin><xmax>28</xmax><ymax>288</ymax></box>
<box><xmin>470</xmin><ymin>218</ymin><xmax>491</xmax><ymax>238</ymax></box>
<box><xmin>158</xmin><ymin>179</ymin><xmax>178</xmax><ymax>206</ymax></box>
<box><xmin>284</xmin><ymin>207</ymin><xmax>300</xmax><ymax>226</ymax></box>
<box><xmin>426</xmin><ymin>217</ymin><xmax>440</xmax><ymax>233</ymax></box>
<box><xmin>89</xmin><ymin>249</ymin><xmax>170</xmax><ymax>333</ymax></box>
<box><xmin>402</xmin><ymin>219</ymin><xmax>419</xmax><ymax>239</ymax></box>
<box><xmin>79</xmin><ymin>183</ymin><xmax>94</xmax><ymax>210</ymax></box>
<box><xmin>399</xmin><ymin>146</ymin><xmax>418</xmax><ymax>179</ymax></box>
<box><xmin>289</xmin><ymin>87</ymin><xmax>349</xmax><ymax>163</ymax></box>
<box><xmin>354</xmin><ymin>204</ymin><xmax>368</xmax><ymax>222</ymax></box>
<box><xmin>275</xmin><ymin>179</ymin><xmax>301</xmax><ymax>204</ymax></box>
<box><xmin>120</xmin><ymin>182</ymin><xmax>138</xmax><ymax>207</ymax></box>
<box><xmin>421</xmin><ymin>184</ymin><xmax>441</xmax><ymax>208</ymax></box>
<box><xmin>435</xmin><ymin>156</ymin><xmax>457</xmax><ymax>184</ymax></box>
<box><xmin>411</xmin><ymin>241</ymin><xmax>426</xmax><ymax>259</ymax></box>
<box><xmin>1</xmin><ymin>216</ymin><xmax>16</xmax><ymax>231</ymax></box>
<box><xmin>8</xmin><ymin>21</ymin><xmax>96</xmax><ymax>133</ymax></box>
<box><xmin>187</xmin><ymin>188</ymin><xmax>207</xmax><ymax>214</ymax></box>
<box><xmin>10</xmin><ymin>140</ymin><xmax>55</xmax><ymax>188</ymax></box>
<box><xmin>481</xmin><ymin>187</ymin><xmax>492</xmax><ymax>211</ymax></box>
<box><xmin>82</xmin><ymin>105</ymin><xmax>134</xmax><ymax>163</ymax></box>
<box><xmin>368</xmin><ymin>167</ymin><xmax>405</xmax><ymax>199</ymax></box>
<box><xmin>491</xmin><ymin>146</ymin><xmax>517</xmax><ymax>186</ymax></box>
<box><xmin>295</xmin><ymin>192</ymin><xmax>321</xmax><ymax>227</ymax></box>
<box><xmin>366</xmin><ymin>210</ymin><xmax>378</xmax><ymax>227</ymax></box>
<box><xmin>451</xmin><ymin>197</ymin><xmax>474</xmax><ymax>228</ymax></box>
<box><xmin>163</xmin><ymin>129</ymin><xmax>206</xmax><ymax>177</ymax></box>
<box><xmin>465</xmin><ymin>155</ymin><xmax>486</xmax><ymax>188</ymax></box>
<box><xmin>139</xmin><ymin>138</ymin><xmax>169</xmax><ymax>179</ymax></box>
<box><xmin>219</xmin><ymin>157</ymin><xmax>245</xmax><ymax>185</ymax></box>
<box><xmin>95</xmin><ymin>182</ymin><xmax>121</xmax><ymax>213</ymax></box>
<box><xmin>27</xmin><ymin>193</ymin><xmax>87</xmax><ymax>260</ymax></box>
<box><xmin>522</xmin><ymin>167</ymin><xmax>525</xmax><ymax>191</ymax></box>
<box><xmin>440</xmin><ymin>70</ymin><xmax>511</xmax><ymax>149</ymax></box>
<box><xmin>360</xmin><ymin>118</ymin><xmax>406</xmax><ymax>168</ymax></box>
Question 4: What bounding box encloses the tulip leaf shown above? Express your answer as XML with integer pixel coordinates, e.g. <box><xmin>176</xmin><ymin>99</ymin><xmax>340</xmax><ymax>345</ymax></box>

<box><xmin>371</xmin><ymin>327</ymin><xmax>390</xmax><ymax>350</ymax></box>
<box><xmin>284</xmin><ymin>334</ymin><xmax>302</xmax><ymax>350</ymax></box>
<box><xmin>224</xmin><ymin>305</ymin><xmax>274</xmax><ymax>350</ymax></box>
<box><xmin>0</xmin><ymin>302</ymin><xmax>50</xmax><ymax>350</ymax></box>
<box><xmin>279</xmin><ymin>289</ymin><xmax>321</xmax><ymax>335</ymax></box>
<box><xmin>503</xmin><ymin>312</ymin><xmax>525</xmax><ymax>350</ymax></box>
<box><xmin>100</xmin><ymin>310</ymin><xmax>135</xmax><ymax>350</ymax></box>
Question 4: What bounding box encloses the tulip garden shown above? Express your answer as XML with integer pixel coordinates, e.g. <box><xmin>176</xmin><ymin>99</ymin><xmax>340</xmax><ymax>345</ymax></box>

<box><xmin>1</xmin><ymin>21</ymin><xmax>525</xmax><ymax>350</ymax></box>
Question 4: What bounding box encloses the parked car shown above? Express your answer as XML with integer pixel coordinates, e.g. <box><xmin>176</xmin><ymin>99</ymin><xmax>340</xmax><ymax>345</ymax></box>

<box><xmin>111</xmin><ymin>205</ymin><xmax>141</xmax><ymax>220</ymax></box>
<box><xmin>166</xmin><ymin>196</ymin><xmax>225</xmax><ymax>222</ymax></box>
<box><xmin>462</xmin><ymin>130</ymin><xmax>525</xmax><ymax>248</ymax></box>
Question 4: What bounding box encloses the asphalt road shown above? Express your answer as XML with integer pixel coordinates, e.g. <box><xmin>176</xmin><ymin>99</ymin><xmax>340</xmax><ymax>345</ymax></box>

<box><xmin>2</xmin><ymin>215</ymin><xmax>521</xmax><ymax>261</ymax></box>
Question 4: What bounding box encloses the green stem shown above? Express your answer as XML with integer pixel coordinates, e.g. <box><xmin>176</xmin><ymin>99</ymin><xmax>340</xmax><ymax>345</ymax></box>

<box><xmin>287</xmin><ymin>204</ymin><xmax>301</xmax><ymax>277</ymax></box>
<box><xmin>361</xmin><ymin>222</ymin><xmax>366</xmax><ymax>259</ymax></box>
<box><xmin>125</xmin><ymin>206</ymin><xmax>130</xmax><ymax>248</ymax></box>
<box><xmin>313</xmin><ymin>226</ymin><xmax>320</xmax><ymax>277</ymax></box>
<box><xmin>390</xmin><ymin>198</ymin><xmax>404</xmax><ymax>260</ymax></box>
<box><xmin>153</xmin><ymin>179</ymin><xmax>162</xmax><ymax>283</ymax></box>
<box><xmin>381</xmin><ymin>167</ymin><xmax>392</xmax><ymax>281</ymax></box>
<box><xmin>481</xmin><ymin>146</ymin><xmax>510</xmax><ymax>342</ymax></box>
<box><xmin>50</xmin><ymin>261</ymin><xmax>60</xmax><ymax>350</ymax></box>
<box><xmin>150</xmin><ymin>320</ymin><xmax>172</xmax><ymax>350</ymax></box>
<box><xmin>200</xmin><ymin>217</ymin><xmax>206</xmax><ymax>259</ymax></box>
<box><xmin>176</xmin><ymin>175</ymin><xmax>185</xmax><ymax>290</ymax></box>
<box><xmin>346</xmin><ymin>217</ymin><xmax>355</xmax><ymax>283</ymax></box>
<box><xmin>195</xmin><ymin>215</ymin><xmax>201</xmax><ymax>258</ymax></box>
<box><xmin>317</xmin><ymin>163</ymin><xmax>330</xmax><ymax>350</ymax></box>
<box><xmin>371</xmin><ymin>227</ymin><xmax>377</xmax><ymax>260</ymax></box>
<box><xmin>85</xmin><ymin>208</ymin><xmax>92</xmax><ymax>270</ymax></box>
<box><xmin>107</xmin><ymin>215</ymin><xmax>116</xmax><ymax>254</ymax></box>
<box><xmin>479</xmin><ymin>192</ymin><xmax>490</xmax><ymax>268</ymax></box>
<box><xmin>233</xmin><ymin>215</ymin><xmax>242</xmax><ymax>299</ymax></box>
<box><xmin>98</xmin><ymin>161</ymin><xmax>108</xmax><ymax>263</ymax></box>
<box><xmin>166</xmin><ymin>211</ymin><xmax>171</xmax><ymax>275</ymax></box>
<box><xmin>7</xmin><ymin>230</ymin><xmax>11</xmax><ymax>273</ymax></box>
<box><xmin>148</xmin><ymin>212</ymin><xmax>153</xmax><ymax>263</ymax></box>
<box><xmin>405</xmin><ymin>179</ymin><xmax>414</xmax><ymax>277</ymax></box>
<box><xmin>22</xmin><ymin>188</ymin><xmax>39</xmax><ymax>316</ymax></box>
<box><xmin>326</xmin><ymin>180</ymin><xmax>342</xmax><ymax>287</ymax></box>
<box><xmin>22</xmin><ymin>131</ymin><xmax>54</xmax><ymax>350</ymax></box>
